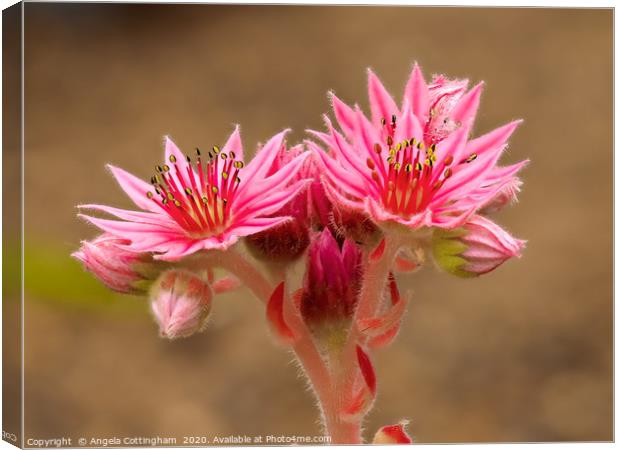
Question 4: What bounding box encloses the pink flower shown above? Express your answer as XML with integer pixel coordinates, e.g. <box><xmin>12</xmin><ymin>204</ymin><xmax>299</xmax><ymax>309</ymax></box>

<box><xmin>72</xmin><ymin>233</ymin><xmax>159</xmax><ymax>294</ymax></box>
<box><xmin>79</xmin><ymin>127</ymin><xmax>309</xmax><ymax>261</ymax></box>
<box><xmin>432</xmin><ymin>214</ymin><xmax>525</xmax><ymax>277</ymax></box>
<box><xmin>300</xmin><ymin>228</ymin><xmax>362</xmax><ymax>331</ymax></box>
<box><xmin>150</xmin><ymin>270</ymin><xmax>212</xmax><ymax>339</ymax></box>
<box><xmin>308</xmin><ymin>63</ymin><xmax>528</xmax><ymax>231</ymax></box>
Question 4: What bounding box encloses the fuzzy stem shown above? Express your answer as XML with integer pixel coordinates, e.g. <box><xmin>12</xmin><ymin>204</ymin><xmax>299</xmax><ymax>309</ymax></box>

<box><xmin>336</xmin><ymin>234</ymin><xmax>402</xmax><ymax>431</ymax></box>
<box><xmin>197</xmin><ymin>246</ymin><xmax>361</xmax><ymax>443</ymax></box>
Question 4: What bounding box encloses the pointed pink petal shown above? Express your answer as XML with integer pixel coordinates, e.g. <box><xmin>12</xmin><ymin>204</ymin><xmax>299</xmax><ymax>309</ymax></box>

<box><xmin>394</xmin><ymin>100</ymin><xmax>425</xmax><ymax>144</ymax></box>
<box><xmin>240</xmin><ymin>129</ymin><xmax>289</xmax><ymax>189</ymax></box>
<box><xmin>222</xmin><ymin>125</ymin><xmax>244</xmax><ymax>161</ymax></box>
<box><xmin>467</xmin><ymin>120</ymin><xmax>522</xmax><ymax>157</ymax></box>
<box><xmin>79</xmin><ymin>204</ymin><xmax>179</xmax><ymax>229</ymax></box>
<box><xmin>225</xmin><ymin>217</ymin><xmax>292</xmax><ymax>240</ymax></box>
<box><xmin>234</xmin><ymin>179</ymin><xmax>310</xmax><ymax>221</ymax></box>
<box><xmin>236</xmin><ymin>151</ymin><xmax>310</xmax><ymax>207</ymax></box>
<box><xmin>331</xmin><ymin>92</ymin><xmax>356</xmax><ymax>137</ymax></box>
<box><xmin>403</xmin><ymin>63</ymin><xmax>429</xmax><ymax>120</ymax></box>
<box><xmin>368</xmin><ymin>68</ymin><xmax>398</xmax><ymax>126</ymax></box>
<box><xmin>322</xmin><ymin>177</ymin><xmax>367</xmax><ymax>213</ymax></box>
<box><xmin>79</xmin><ymin>214</ymin><xmax>179</xmax><ymax>236</ymax></box>
<box><xmin>310</xmin><ymin>142</ymin><xmax>368</xmax><ymax>198</ymax></box>
<box><xmin>450</xmin><ymin>81</ymin><xmax>484</xmax><ymax>126</ymax></box>
<box><xmin>352</xmin><ymin>108</ymin><xmax>387</xmax><ymax>179</ymax></box>
<box><xmin>325</xmin><ymin>118</ymin><xmax>378</xmax><ymax>194</ymax></box>
<box><xmin>164</xmin><ymin>136</ymin><xmax>189</xmax><ymax>170</ymax></box>
<box><xmin>107</xmin><ymin>165</ymin><xmax>158</xmax><ymax>212</ymax></box>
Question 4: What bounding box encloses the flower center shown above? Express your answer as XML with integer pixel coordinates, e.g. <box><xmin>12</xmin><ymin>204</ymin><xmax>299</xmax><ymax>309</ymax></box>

<box><xmin>145</xmin><ymin>146</ymin><xmax>244</xmax><ymax>238</ymax></box>
<box><xmin>371</xmin><ymin>116</ymin><xmax>477</xmax><ymax>218</ymax></box>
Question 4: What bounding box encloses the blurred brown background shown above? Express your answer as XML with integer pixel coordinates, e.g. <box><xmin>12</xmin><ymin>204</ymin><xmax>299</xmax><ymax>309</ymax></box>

<box><xmin>16</xmin><ymin>4</ymin><xmax>612</xmax><ymax>444</ymax></box>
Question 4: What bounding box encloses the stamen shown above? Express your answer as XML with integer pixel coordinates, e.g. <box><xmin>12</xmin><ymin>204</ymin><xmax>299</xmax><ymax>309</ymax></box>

<box><xmin>466</xmin><ymin>153</ymin><xmax>478</xmax><ymax>163</ymax></box>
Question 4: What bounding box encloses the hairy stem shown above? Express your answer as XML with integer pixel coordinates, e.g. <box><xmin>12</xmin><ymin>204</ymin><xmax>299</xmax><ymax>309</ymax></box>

<box><xmin>198</xmin><ymin>246</ymin><xmax>360</xmax><ymax>443</ymax></box>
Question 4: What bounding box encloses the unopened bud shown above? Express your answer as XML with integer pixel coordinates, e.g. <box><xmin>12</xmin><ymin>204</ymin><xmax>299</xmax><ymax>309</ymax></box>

<box><xmin>373</xmin><ymin>421</ymin><xmax>413</xmax><ymax>444</ymax></box>
<box><xmin>432</xmin><ymin>215</ymin><xmax>525</xmax><ymax>277</ymax></box>
<box><xmin>150</xmin><ymin>270</ymin><xmax>212</xmax><ymax>339</ymax></box>
<box><xmin>300</xmin><ymin>229</ymin><xmax>362</xmax><ymax>346</ymax></box>
<box><xmin>72</xmin><ymin>233</ymin><xmax>163</xmax><ymax>294</ymax></box>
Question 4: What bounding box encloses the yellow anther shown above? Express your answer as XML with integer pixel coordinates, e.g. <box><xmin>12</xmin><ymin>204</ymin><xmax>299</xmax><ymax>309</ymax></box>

<box><xmin>146</xmin><ymin>191</ymin><xmax>153</xmax><ymax>199</ymax></box>
<box><xmin>169</xmin><ymin>155</ymin><xmax>177</xmax><ymax>163</ymax></box>
<box><xmin>212</xmin><ymin>145</ymin><xmax>221</xmax><ymax>154</ymax></box>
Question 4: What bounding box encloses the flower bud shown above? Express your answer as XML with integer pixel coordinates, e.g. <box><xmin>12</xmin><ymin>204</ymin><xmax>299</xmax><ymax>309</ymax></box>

<box><xmin>372</xmin><ymin>422</ymin><xmax>413</xmax><ymax>444</ymax></box>
<box><xmin>72</xmin><ymin>233</ymin><xmax>162</xmax><ymax>294</ymax></box>
<box><xmin>150</xmin><ymin>270</ymin><xmax>212</xmax><ymax>339</ymax></box>
<box><xmin>300</xmin><ymin>229</ymin><xmax>362</xmax><ymax>344</ymax></box>
<box><xmin>432</xmin><ymin>215</ymin><xmax>525</xmax><ymax>277</ymax></box>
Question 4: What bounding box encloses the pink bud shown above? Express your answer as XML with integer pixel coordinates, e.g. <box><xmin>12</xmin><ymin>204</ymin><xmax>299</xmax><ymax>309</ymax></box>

<box><xmin>300</xmin><ymin>229</ymin><xmax>362</xmax><ymax>331</ymax></box>
<box><xmin>150</xmin><ymin>270</ymin><xmax>212</xmax><ymax>339</ymax></box>
<box><xmin>72</xmin><ymin>233</ymin><xmax>159</xmax><ymax>294</ymax></box>
<box><xmin>432</xmin><ymin>215</ymin><xmax>525</xmax><ymax>277</ymax></box>
<box><xmin>373</xmin><ymin>422</ymin><xmax>413</xmax><ymax>444</ymax></box>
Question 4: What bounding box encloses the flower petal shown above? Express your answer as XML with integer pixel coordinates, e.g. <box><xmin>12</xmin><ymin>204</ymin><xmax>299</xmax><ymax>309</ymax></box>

<box><xmin>368</xmin><ymin>68</ymin><xmax>398</xmax><ymax>126</ymax></box>
<box><xmin>107</xmin><ymin>165</ymin><xmax>158</xmax><ymax>212</ymax></box>
<box><xmin>403</xmin><ymin>62</ymin><xmax>429</xmax><ymax>121</ymax></box>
